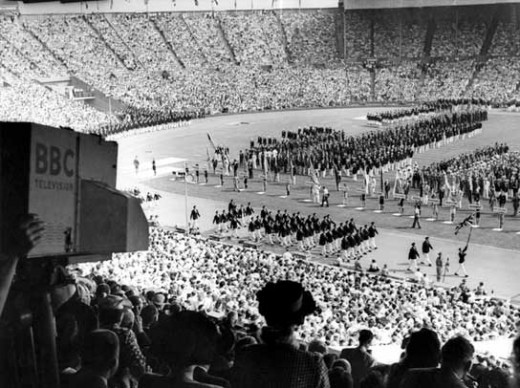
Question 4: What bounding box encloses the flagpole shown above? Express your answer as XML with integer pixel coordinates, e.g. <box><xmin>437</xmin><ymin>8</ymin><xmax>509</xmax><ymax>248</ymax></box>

<box><xmin>185</xmin><ymin>162</ymin><xmax>189</xmax><ymax>232</ymax></box>
<box><xmin>466</xmin><ymin>220</ymin><xmax>473</xmax><ymax>247</ymax></box>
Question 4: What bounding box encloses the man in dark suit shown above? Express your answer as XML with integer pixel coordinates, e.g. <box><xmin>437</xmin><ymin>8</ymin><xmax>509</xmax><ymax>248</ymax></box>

<box><xmin>339</xmin><ymin>330</ymin><xmax>375</xmax><ymax>388</ymax></box>
<box><xmin>400</xmin><ymin>336</ymin><xmax>475</xmax><ymax>388</ymax></box>
<box><xmin>407</xmin><ymin>242</ymin><xmax>420</xmax><ymax>272</ymax></box>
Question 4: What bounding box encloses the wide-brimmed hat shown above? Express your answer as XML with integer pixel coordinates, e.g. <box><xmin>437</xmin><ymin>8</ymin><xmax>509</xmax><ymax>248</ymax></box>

<box><xmin>98</xmin><ymin>295</ymin><xmax>132</xmax><ymax>311</ymax></box>
<box><xmin>151</xmin><ymin>293</ymin><xmax>167</xmax><ymax>308</ymax></box>
<box><xmin>257</xmin><ymin>280</ymin><xmax>317</xmax><ymax>327</ymax></box>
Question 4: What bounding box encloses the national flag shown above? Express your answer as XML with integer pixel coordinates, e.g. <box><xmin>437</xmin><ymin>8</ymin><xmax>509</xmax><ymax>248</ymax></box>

<box><xmin>454</xmin><ymin>213</ymin><xmax>474</xmax><ymax>235</ymax></box>
<box><xmin>207</xmin><ymin>133</ymin><xmax>216</xmax><ymax>150</ymax></box>
<box><xmin>309</xmin><ymin>167</ymin><xmax>320</xmax><ymax>186</ymax></box>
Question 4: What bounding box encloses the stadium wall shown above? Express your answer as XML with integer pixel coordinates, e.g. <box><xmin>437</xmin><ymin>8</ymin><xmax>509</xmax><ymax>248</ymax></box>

<box><xmin>344</xmin><ymin>0</ymin><xmax>520</xmax><ymax>9</ymax></box>
<box><xmin>17</xmin><ymin>0</ymin><xmax>339</xmax><ymax>15</ymax></box>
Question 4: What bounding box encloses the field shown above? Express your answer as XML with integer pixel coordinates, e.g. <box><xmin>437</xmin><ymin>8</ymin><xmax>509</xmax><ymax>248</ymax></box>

<box><xmin>116</xmin><ymin>107</ymin><xmax>520</xmax><ymax>300</ymax></box>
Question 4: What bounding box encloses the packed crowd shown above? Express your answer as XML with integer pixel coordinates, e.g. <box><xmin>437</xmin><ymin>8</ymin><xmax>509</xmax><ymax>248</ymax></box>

<box><xmin>0</xmin><ymin>71</ymin><xmax>117</xmax><ymax>132</ymax></box>
<box><xmin>60</xmin><ymin>228</ymin><xmax>520</xmax><ymax>387</ymax></box>
<box><xmin>430</xmin><ymin>11</ymin><xmax>487</xmax><ymax>58</ymax></box>
<box><xmin>1</xmin><ymin>8</ymin><xmax>520</xmax><ymax>134</ymax></box>
<box><xmin>471</xmin><ymin>58</ymin><xmax>520</xmax><ymax>102</ymax></box>
<box><xmin>372</xmin><ymin>11</ymin><xmax>426</xmax><ymax>59</ymax></box>
<box><xmin>374</xmin><ymin>62</ymin><xmax>420</xmax><ymax>103</ymax></box>
<box><xmin>244</xmin><ymin>105</ymin><xmax>487</xmax><ymax>179</ymax></box>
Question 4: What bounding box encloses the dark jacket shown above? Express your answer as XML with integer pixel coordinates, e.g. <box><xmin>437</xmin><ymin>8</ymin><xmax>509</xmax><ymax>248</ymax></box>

<box><xmin>231</xmin><ymin>343</ymin><xmax>329</xmax><ymax>388</ymax></box>
<box><xmin>339</xmin><ymin>347</ymin><xmax>375</xmax><ymax>388</ymax></box>
<box><xmin>408</xmin><ymin>246</ymin><xmax>420</xmax><ymax>260</ymax></box>
<box><xmin>400</xmin><ymin>367</ymin><xmax>468</xmax><ymax>388</ymax></box>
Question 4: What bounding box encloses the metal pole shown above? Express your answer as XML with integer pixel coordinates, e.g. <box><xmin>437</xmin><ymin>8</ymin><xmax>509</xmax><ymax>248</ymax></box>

<box><xmin>34</xmin><ymin>290</ymin><xmax>60</xmax><ymax>388</ymax></box>
<box><xmin>185</xmin><ymin>162</ymin><xmax>189</xmax><ymax>232</ymax></box>
<box><xmin>109</xmin><ymin>95</ymin><xmax>112</xmax><ymax>134</ymax></box>
<box><xmin>380</xmin><ymin>168</ymin><xmax>384</xmax><ymax>194</ymax></box>
<box><xmin>466</xmin><ymin>222</ymin><xmax>473</xmax><ymax>246</ymax></box>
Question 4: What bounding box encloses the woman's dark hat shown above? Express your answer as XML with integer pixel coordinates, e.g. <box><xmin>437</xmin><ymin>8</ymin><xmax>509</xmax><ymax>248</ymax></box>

<box><xmin>257</xmin><ymin>280</ymin><xmax>317</xmax><ymax>326</ymax></box>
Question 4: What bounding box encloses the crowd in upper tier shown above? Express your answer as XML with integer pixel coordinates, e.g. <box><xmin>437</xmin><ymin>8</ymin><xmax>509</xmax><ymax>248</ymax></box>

<box><xmin>1</xmin><ymin>6</ymin><xmax>520</xmax><ymax>132</ymax></box>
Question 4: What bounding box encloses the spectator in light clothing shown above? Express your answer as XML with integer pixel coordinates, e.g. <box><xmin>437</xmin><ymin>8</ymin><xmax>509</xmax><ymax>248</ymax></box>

<box><xmin>321</xmin><ymin>186</ymin><xmax>330</xmax><ymax>207</ymax></box>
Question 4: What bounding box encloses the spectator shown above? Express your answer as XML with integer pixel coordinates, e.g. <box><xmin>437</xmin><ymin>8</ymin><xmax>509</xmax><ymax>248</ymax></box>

<box><xmin>359</xmin><ymin>370</ymin><xmax>385</xmax><ymax>388</ymax></box>
<box><xmin>98</xmin><ymin>295</ymin><xmax>147</xmax><ymax>387</ymax></box>
<box><xmin>386</xmin><ymin>328</ymin><xmax>441</xmax><ymax>388</ymax></box>
<box><xmin>323</xmin><ymin>354</ymin><xmax>339</xmax><ymax>370</ymax></box>
<box><xmin>142</xmin><ymin>310</ymin><xmax>226</xmax><ymax>388</ymax></box>
<box><xmin>400</xmin><ymin>335</ymin><xmax>475</xmax><ymax>388</ymax></box>
<box><xmin>512</xmin><ymin>336</ymin><xmax>520</xmax><ymax>388</ymax></box>
<box><xmin>340</xmin><ymin>330</ymin><xmax>376</xmax><ymax>388</ymax></box>
<box><xmin>68</xmin><ymin>330</ymin><xmax>120</xmax><ymax>388</ymax></box>
<box><xmin>329</xmin><ymin>359</ymin><xmax>354</xmax><ymax>388</ymax></box>
<box><xmin>329</xmin><ymin>367</ymin><xmax>354</xmax><ymax>388</ymax></box>
<box><xmin>367</xmin><ymin>260</ymin><xmax>380</xmax><ymax>273</ymax></box>
<box><xmin>308</xmin><ymin>340</ymin><xmax>328</xmax><ymax>355</ymax></box>
<box><xmin>231</xmin><ymin>280</ymin><xmax>329</xmax><ymax>388</ymax></box>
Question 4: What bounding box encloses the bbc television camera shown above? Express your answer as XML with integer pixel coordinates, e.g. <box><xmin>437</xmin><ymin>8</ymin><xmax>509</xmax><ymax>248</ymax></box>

<box><xmin>0</xmin><ymin>122</ymin><xmax>148</xmax><ymax>258</ymax></box>
<box><xmin>0</xmin><ymin>122</ymin><xmax>149</xmax><ymax>388</ymax></box>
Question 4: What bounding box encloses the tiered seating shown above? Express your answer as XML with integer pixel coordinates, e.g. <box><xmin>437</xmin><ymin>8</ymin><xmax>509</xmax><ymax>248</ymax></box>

<box><xmin>0</xmin><ymin>15</ymin><xmax>68</xmax><ymax>79</ymax></box>
<box><xmin>24</xmin><ymin>16</ymin><xmax>125</xmax><ymax>93</ymax></box>
<box><xmin>373</xmin><ymin>10</ymin><xmax>427</xmax><ymax>59</ymax></box>
<box><xmin>109</xmin><ymin>14</ymin><xmax>181</xmax><ymax>71</ymax></box>
<box><xmin>220</xmin><ymin>12</ymin><xmax>286</xmax><ymax>66</ymax></box>
<box><xmin>490</xmin><ymin>20</ymin><xmax>520</xmax><ymax>57</ymax></box>
<box><xmin>152</xmin><ymin>13</ymin><xmax>207</xmax><ymax>68</ymax></box>
<box><xmin>470</xmin><ymin>58</ymin><xmax>520</xmax><ymax>101</ymax></box>
<box><xmin>183</xmin><ymin>13</ymin><xmax>233</xmax><ymax>65</ymax></box>
<box><xmin>1</xmin><ymin>7</ymin><xmax>519</xmax><ymax>136</ymax></box>
<box><xmin>0</xmin><ymin>75</ymin><xmax>116</xmax><ymax>132</ymax></box>
<box><xmin>87</xmin><ymin>14</ymin><xmax>138</xmax><ymax>70</ymax></box>
<box><xmin>375</xmin><ymin>62</ymin><xmax>421</xmax><ymax>102</ymax></box>
<box><xmin>420</xmin><ymin>60</ymin><xmax>474</xmax><ymax>100</ymax></box>
<box><xmin>431</xmin><ymin>10</ymin><xmax>488</xmax><ymax>58</ymax></box>
<box><xmin>344</xmin><ymin>10</ymin><xmax>371</xmax><ymax>61</ymax></box>
<box><xmin>0</xmin><ymin>36</ymin><xmax>49</xmax><ymax>80</ymax></box>
<box><xmin>281</xmin><ymin>10</ymin><xmax>339</xmax><ymax>64</ymax></box>
<box><xmin>346</xmin><ymin>64</ymin><xmax>372</xmax><ymax>102</ymax></box>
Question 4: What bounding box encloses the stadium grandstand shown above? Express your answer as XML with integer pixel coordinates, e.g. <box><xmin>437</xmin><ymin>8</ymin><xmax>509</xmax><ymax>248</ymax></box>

<box><xmin>1</xmin><ymin>0</ymin><xmax>520</xmax><ymax>388</ymax></box>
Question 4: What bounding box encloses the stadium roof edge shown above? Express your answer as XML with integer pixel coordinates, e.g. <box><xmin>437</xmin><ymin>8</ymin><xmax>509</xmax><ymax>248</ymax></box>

<box><xmin>344</xmin><ymin>0</ymin><xmax>520</xmax><ymax>10</ymax></box>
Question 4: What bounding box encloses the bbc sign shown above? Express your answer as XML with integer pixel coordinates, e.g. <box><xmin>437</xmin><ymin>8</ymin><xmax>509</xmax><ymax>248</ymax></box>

<box><xmin>1</xmin><ymin>122</ymin><xmax>118</xmax><ymax>257</ymax></box>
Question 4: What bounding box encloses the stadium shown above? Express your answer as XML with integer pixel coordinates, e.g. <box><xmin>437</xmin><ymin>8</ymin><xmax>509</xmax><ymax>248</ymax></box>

<box><xmin>1</xmin><ymin>0</ymin><xmax>520</xmax><ymax>387</ymax></box>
